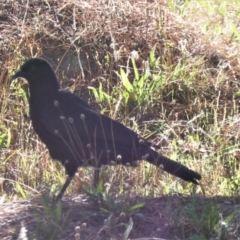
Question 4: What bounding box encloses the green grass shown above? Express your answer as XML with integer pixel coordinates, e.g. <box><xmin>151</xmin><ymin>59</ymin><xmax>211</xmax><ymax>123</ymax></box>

<box><xmin>1</xmin><ymin>0</ymin><xmax>240</xmax><ymax>239</ymax></box>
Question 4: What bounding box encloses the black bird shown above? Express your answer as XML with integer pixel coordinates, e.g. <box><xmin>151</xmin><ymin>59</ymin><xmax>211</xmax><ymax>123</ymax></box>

<box><xmin>12</xmin><ymin>58</ymin><xmax>201</xmax><ymax>201</ymax></box>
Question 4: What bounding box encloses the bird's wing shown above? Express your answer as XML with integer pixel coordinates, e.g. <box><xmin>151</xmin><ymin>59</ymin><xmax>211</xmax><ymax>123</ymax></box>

<box><xmin>41</xmin><ymin>91</ymin><xmax>143</xmax><ymax>148</ymax></box>
<box><xmin>58</xmin><ymin>89</ymin><xmax>93</xmax><ymax>109</ymax></box>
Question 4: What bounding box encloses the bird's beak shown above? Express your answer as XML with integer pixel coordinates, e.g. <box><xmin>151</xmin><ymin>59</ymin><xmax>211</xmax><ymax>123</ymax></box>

<box><xmin>11</xmin><ymin>70</ymin><xmax>24</xmax><ymax>81</ymax></box>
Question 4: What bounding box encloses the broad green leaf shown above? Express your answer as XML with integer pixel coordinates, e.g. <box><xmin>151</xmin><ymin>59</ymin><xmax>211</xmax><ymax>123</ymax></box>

<box><xmin>120</xmin><ymin>68</ymin><xmax>134</xmax><ymax>92</ymax></box>
<box><xmin>88</xmin><ymin>86</ymin><xmax>99</xmax><ymax>100</ymax></box>
<box><xmin>131</xmin><ymin>58</ymin><xmax>139</xmax><ymax>81</ymax></box>
<box><xmin>16</xmin><ymin>183</ymin><xmax>26</xmax><ymax>199</ymax></box>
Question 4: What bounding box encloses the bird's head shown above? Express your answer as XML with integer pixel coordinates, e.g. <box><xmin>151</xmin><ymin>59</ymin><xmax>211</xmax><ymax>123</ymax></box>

<box><xmin>12</xmin><ymin>58</ymin><xmax>59</xmax><ymax>90</ymax></box>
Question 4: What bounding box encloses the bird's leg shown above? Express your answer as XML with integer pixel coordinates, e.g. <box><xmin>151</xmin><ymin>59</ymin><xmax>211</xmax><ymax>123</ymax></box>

<box><xmin>55</xmin><ymin>175</ymin><xmax>74</xmax><ymax>202</ymax></box>
<box><xmin>93</xmin><ymin>168</ymin><xmax>100</xmax><ymax>188</ymax></box>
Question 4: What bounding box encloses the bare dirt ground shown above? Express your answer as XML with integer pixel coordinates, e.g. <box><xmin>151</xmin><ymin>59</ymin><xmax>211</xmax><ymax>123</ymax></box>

<box><xmin>1</xmin><ymin>194</ymin><xmax>240</xmax><ymax>240</ymax></box>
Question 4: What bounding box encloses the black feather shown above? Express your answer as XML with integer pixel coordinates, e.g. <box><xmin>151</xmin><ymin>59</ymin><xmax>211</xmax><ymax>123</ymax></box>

<box><xmin>12</xmin><ymin>58</ymin><xmax>201</xmax><ymax>201</ymax></box>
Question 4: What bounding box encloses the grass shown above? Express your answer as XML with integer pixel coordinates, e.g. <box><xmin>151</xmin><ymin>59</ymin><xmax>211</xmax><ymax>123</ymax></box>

<box><xmin>1</xmin><ymin>0</ymin><xmax>240</xmax><ymax>239</ymax></box>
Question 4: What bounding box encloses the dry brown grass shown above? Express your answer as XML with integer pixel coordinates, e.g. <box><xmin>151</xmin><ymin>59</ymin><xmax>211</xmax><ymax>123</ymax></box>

<box><xmin>1</xmin><ymin>0</ymin><xmax>240</xmax><ymax>239</ymax></box>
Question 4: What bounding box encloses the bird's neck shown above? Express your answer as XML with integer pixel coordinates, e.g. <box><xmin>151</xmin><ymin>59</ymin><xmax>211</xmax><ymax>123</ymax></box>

<box><xmin>30</xmin><ymin>85</ymin><xmax>58</xmax><ymax>95</ymax></box>
<box><xmin>29</xmin><ymin>79</ymin><xmax>60</xmax><ymax>96</ymax></box>
<box><xmin>29</xmin><ymin>83</ymin><xmax>60</xmax><ymax>110</ymax></box>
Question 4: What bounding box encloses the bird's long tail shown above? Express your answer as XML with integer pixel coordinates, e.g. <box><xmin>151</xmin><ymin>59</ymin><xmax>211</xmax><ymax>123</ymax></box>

<box><xmin>145</xmin><ymin>149</ymin><xmax>201</xmax><ymax>184</ymax></box>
